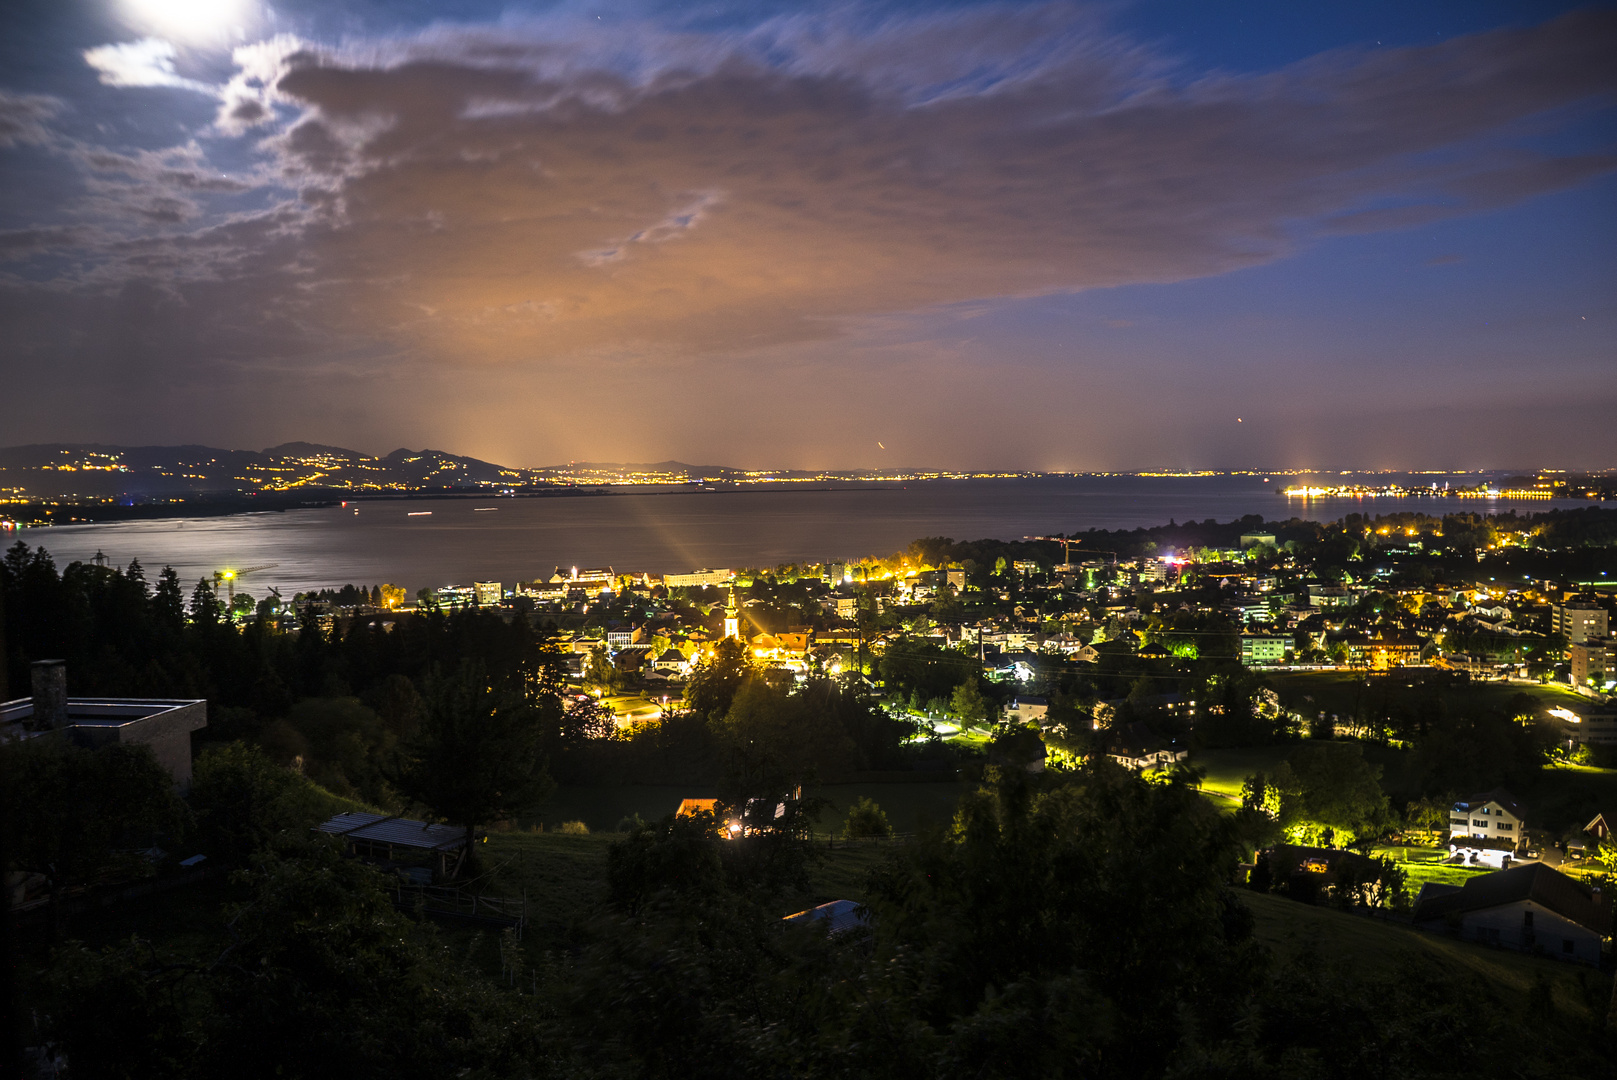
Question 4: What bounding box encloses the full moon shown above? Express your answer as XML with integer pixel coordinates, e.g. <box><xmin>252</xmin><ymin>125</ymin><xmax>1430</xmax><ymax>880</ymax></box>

<box><xmin>122</xmin><ymin>0</ymin><xmax>254</xmax><ymax>44</ymax></box>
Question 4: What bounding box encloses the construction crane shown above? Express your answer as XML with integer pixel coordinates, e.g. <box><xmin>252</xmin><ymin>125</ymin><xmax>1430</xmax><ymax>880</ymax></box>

<box><xmin>213</xmin><ymin>563</ymin><xmax>278</xmax><ymax>606</ymax></box>
<box><xmin>1025</xmin><ymin>537</ymin><xmax>1116</xmax><ymax>568</ymax></box>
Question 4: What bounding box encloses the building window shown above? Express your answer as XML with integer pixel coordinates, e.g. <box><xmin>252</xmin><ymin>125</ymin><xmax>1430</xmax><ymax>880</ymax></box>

<box><xmin>1563</xmin><ymin>939</ymin><xmax>1575</xmax><ymax>954</ymax></box>
<box><xmin>1496</xmin><ymin>823</ymin><xmax>1512</xmax><ymax>831</ymax></box>
<box><xmin>1523</xmin><ymin>911</ymin><xmax>1534</xmax><ymax>927</ymax></box>
<box><xmin>1473</xmin><ymin>820</ymin><xmax>1488</xmax><ymax>828</ymax></box>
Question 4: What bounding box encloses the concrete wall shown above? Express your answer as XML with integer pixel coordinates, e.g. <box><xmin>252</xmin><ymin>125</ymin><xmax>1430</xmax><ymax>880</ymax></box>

<box><xmin>69</xmin><ymin>701</ymin><xmax>207</xmax><ymax>789</ymax></box>
<box><xmin>121</xmin><ymin>701</ymin><xmax>207</xmax><ymax>788</ymax></box>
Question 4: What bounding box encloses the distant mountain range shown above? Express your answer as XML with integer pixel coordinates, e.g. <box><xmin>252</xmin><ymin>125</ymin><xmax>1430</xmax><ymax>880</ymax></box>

<box><xmin>0</xmin><ymin>442</ymin><xmax>897</xmax><ymax>502</ymax></box>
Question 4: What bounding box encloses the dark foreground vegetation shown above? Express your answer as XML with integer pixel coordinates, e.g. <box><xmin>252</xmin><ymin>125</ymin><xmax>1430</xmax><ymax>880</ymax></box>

<box><xmin>12</xmin><ymin>758</ymin><xmax>1612</xmax><ymax>1080</ymax></box>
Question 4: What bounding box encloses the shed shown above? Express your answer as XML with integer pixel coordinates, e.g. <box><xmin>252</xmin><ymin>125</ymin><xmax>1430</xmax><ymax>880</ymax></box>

<box><xmin>316</xmin><ymin>812</ymin><xmax>470</xmax><ymax>878</ymax></box>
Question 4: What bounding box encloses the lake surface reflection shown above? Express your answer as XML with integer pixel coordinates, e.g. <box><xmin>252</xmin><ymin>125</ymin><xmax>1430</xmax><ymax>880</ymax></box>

<box><xmin>17</xmin><ymin>476</ymin><xmax>1583</xmax><ymax>595</ymax></box>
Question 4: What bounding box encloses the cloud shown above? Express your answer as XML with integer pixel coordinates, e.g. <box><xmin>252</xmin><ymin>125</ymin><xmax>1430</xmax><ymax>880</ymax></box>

<box><xmin>0</xmin><ymin>225</ymin><xmax>92</xmax><ymax>261</ymax></box>
<box><xmin>0</xmin><ymin>91</ymin><xmax>64</xmax><ymax>147</ymax></box>
<box><xmin>83</xmin><ymin>38</ymin><xmax>217</xmax><ymax>93</ymax></box>
<box><xmin>3</xmin><ymin>5</ymin><xmax>1615</xmax><ymax>464</ymax></box>
<box><xmin>216</xmin><ymin>5</ymin><xmax>1612</xmax><ymax>362</ymax></box>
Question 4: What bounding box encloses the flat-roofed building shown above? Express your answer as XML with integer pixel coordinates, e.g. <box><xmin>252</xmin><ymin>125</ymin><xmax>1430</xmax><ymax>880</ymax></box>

<box><xmin>1552</xmin><ymin>701</ymin><xmax>1617</xmax><ymax>745</ymax></box>
<box><xmin>1553</xmin><ymin>601</ymin><xmax>1609</xmax><ymax>644</ymax></box>
<box><xmin>1570</xmin><ymin>637</ymin><xmax>1614</xmax><ymax>689</ymax></box>
<box><xmin>474</xmin><ymin>580</ymin><xmax>502</xmax><ymax>607</ymax></box>
<box><xmin>665</xmin><ymin>569</ymin><xmax>733</xmax><ymax>588</ymax></box>
<box><xmin>1</xmin><ymin>660</ymin><xmax>206</xmax><ymax>788</ymax></box>
<box><xmin>1241</xmin><ymin>633</ymin><xmax>1291</xmax><ymax>666</ymax></box>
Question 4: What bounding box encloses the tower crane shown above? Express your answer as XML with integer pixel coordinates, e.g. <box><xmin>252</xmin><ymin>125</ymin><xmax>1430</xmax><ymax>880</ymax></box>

<box><xmin>1025</xmin><ymin>537</ymin><xmax>1116</xmax><ymax>568</ymax></box>
<box><xmin>213</xmin><ymin>563</ymin><xmax>279</xmax><ymax>606</ymax></box>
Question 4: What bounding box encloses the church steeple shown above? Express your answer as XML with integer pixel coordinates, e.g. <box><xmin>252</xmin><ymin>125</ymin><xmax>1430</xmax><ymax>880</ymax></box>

<box><xmin>724</xmin><ymin>587</ymin><xmax>741</xmax><ymax>640</ymax></box>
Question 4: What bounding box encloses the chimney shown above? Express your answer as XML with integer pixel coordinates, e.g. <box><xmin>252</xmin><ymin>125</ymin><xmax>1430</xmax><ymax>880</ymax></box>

<box><xmin>31</xmin><ymin>659</ymin><xmax>69</xmax><ymax>729</ymax></box>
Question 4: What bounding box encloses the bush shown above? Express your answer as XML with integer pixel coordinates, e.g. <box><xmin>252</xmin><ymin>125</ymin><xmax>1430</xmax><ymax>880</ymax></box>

<box><xmin>557</xmin><ymin>820</ymin><xmax>590</xmax><ymax>835</ymax></box>
<box><xmin>190</xmin><ymin>743</ymin><xmax>358</xmax><ymax>862</ymax></box>
<box><xmin>843</xmin><ymin>796</ymin><xmax>892</xmax><ymax>839</ymax></box>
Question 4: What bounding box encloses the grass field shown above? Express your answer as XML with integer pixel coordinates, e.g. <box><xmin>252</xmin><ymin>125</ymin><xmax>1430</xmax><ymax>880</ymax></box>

<box><xmin>1265</xmin><ymin>672</ymin><xmax>1587</xmax><ymax>724</ymax></box>
<box><xmin>599</xmin><ymin>694</ymin><xmax>668</xmax><ymax>725</ymax></box>
<box><xmin>1192</xmin><ymin>746</ymin><xmax>1294</xmax><ymax>799</ymax></box>
<box><xmin>478</xmin><ymin>830</ymin><xmax>1611</xmax><ymax>1023</ymax></box>
<box><xmin>481</xmin><ymin>830</ymin><xmax>902</xmax><ymax>948</ymax></box>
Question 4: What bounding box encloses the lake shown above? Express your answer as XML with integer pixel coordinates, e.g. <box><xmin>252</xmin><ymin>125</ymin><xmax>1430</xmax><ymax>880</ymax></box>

<box><xmin>12</xmin><ymin>475</ymin><xmax>1588</xmax><ymax>595</ymax></box>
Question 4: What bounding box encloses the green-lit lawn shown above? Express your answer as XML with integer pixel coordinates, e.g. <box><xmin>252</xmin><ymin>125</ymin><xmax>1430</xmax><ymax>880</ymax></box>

<box><xmin>1363</xmin><ymin>843</ymin><xmax>1496</xmax><ymax>891</ymax></box>
<box><xmin>599</xmin><ymin>694</ymin><xmax>667</xmax><ymax>724</ymax></box>
<box><xmin>1192</xmin><ymin>746</ymin><xmax>1294</xmax><ymax>798</ymax></box>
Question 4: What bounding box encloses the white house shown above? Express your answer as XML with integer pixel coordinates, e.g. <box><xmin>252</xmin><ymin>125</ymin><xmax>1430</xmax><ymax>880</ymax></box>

<box><xmin>1448</xmin><ymin>788</ymin><xmax>1526</xmax><ymax>853</ymax></box>
<box><xmin>652</xmin><ymin>648</ymin><xmax>691</xmax><ymax>676</ymax></box>
<box><xmin>1105</xmin><ymin>721</ymin><xmax>1188</xmax><ymax>772</ymax></box>
<box><xmin>1412</xmin><ymin>862</ymin><xmax>1610</xmax><ymax>966</ymax></box>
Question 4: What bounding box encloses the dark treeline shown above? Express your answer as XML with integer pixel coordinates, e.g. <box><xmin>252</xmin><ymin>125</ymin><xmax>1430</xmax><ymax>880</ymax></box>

<box><xmin>1</xmin><ymin>541</ymin><xmax>550</xmax><ymax>804</ymax></box>
<box><xmin>1</xmin><ymin>542</ymin><xmax>543</xmax><ymax>707</ymax></box>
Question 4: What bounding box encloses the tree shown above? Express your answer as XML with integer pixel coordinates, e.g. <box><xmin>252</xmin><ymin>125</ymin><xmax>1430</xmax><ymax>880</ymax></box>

<box><xmin>189</xmin><ymin>578</ymin><xmax>223</xmax><ymax>628</ymax></box>
<box><xmin>391</xmin><ymin>665</ymin><xmax>555</xmax><ymax>865</ymax></box>
<box><xmin>682</xmin><ymin>637</ymin><xmax>752</xmax><ymax>719</ymax></box>
<box><xmin>709</xmin><ymin>676</ymin><xmax>859</xmax><ymax>783</ymax></box>
<box><xmin>189</xmin><ymin>742</ymin><xmax>345</xmax><ymax>862</ymax></box>
<box><xmin>1287</xmin><ymin>742</ymin><xmax>1391</xmax><ymax>846</ymax></box>
<box><xmin>584</xmin><ymin>642</ymin><xmax>616</xmax><ymax>693</ymax></box>
<box><xmin>949</xmin><ymin>678</ymin><xmax>989</xmax><ymax>728</ymax></box>
<box><xmin>561</xmin><ymin>695</ymin><xmax>617</xmax><ymax>742</ymax></box>
<box><xmin>852</xmin><ymin>765</ymin><xmax>1260</xmax><ymax>1078</ymax></box>
<box><xmin>843</xmin><ymin>796</ymin><xmax>892</xmax><ymax>839</ymax></box>
<box><xmin>39</xmin><ymin>843</ymin><xmax>546</xmax><ymax>1078</ymax></box>
<box><xmin>1404</xmin><ymin>795</ymin><xmax>1451</xmax><ymax>842</ymax></box>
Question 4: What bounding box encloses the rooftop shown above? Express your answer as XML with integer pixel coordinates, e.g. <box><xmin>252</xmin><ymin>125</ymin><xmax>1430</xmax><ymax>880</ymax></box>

<box><xmin>315</xmin><ymin>812</ymin><xmax>468</xmax><ymax>852</ymax></box>
<box><xmin>0</xmin><ymin>696</ymin><xmax>205</xmax><ymax>732</ymax></box>
<box><xmin>1412</xmin><ymin>862</ymin><xmax>1610</xmax><ymax>935</ymax></box>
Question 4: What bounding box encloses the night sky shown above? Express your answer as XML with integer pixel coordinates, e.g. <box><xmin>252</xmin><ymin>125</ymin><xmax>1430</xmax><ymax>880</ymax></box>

<box><xmin>1</xmin><ymin>1</ymin><xmax>1612</xmax><ymax>471</ymax></box>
